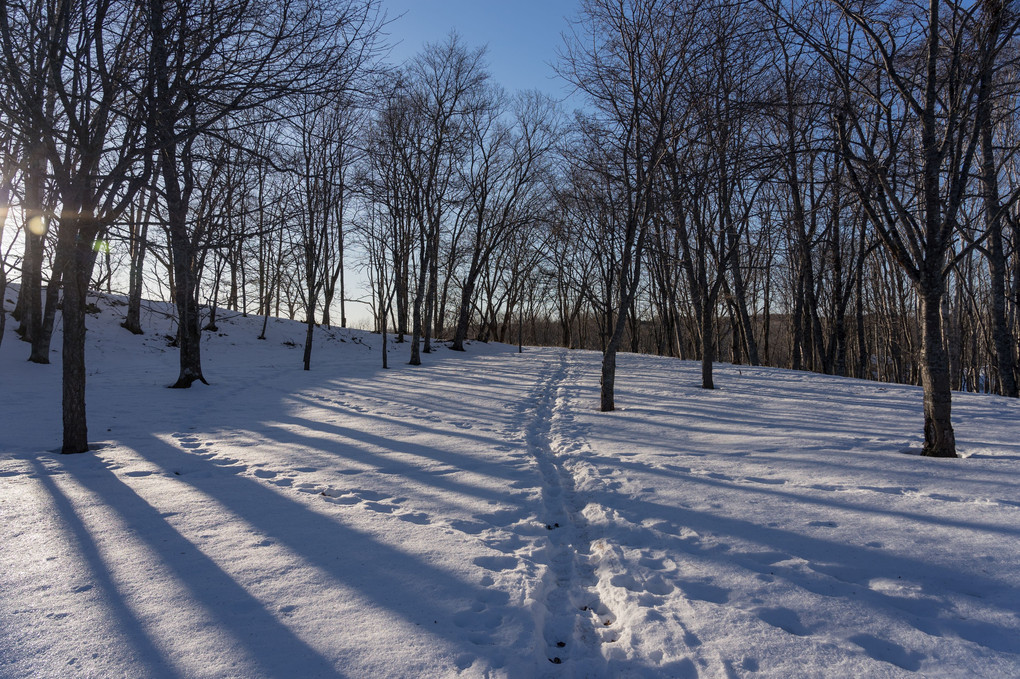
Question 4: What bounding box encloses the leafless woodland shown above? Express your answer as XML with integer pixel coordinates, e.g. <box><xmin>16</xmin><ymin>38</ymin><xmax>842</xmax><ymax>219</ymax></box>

<box><xmin>2</xmin><ymin>0</ymin><xmax>1019</xmax><ymax>457</ymax></box>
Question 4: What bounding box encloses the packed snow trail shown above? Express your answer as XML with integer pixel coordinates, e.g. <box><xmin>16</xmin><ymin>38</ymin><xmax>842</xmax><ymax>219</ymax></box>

<box><xmin>509</xmin><ymin>350</ymin><xmax>614</xmax><ymax>676</ymax></box>
<box><xmin>529</xmin><ymin>350</ymin><xmax>725</xmax><ymax>677</ymax></box>
<box><xmin>3</xmin><ymin>291</ymin><xmax>1020</xmax><ymax>677</ymax></box>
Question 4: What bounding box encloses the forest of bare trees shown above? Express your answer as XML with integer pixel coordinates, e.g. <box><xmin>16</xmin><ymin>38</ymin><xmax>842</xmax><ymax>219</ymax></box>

<box><xmin>2</xmin><ymin>0</ymin><xmax>1020</xmax><ymax>458</ymax></box>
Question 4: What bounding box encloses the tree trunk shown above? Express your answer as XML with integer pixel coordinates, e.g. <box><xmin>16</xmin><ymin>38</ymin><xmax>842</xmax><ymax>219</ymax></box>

<box><xmin>394</xmin><ymin>248</ymin><xmax>408</xmax><ymax>342</ymax></box>
<box><xmin>977</xmin><ymin>35</ymin><xmax>1017</xmax><ymax>396</ymax></box>
<box><xmin>700</xmin><ymin>304</ymin><xmax>715</xmax><ymax>390</ymax></box>
<box><xmin>423</xmin><ymin>234</ymin><xmax>438</xmax><ymax>353</ymax></box>
<box><xmin>168</xmin><ymin>215</ymin><xmax>207</xmax><ymax>388</ymax></box>
<box><xmin>726</xmin><ymin>231</ymin><xmax>760</xmax><ymax>366</ymax></box>
<box><xmin>791</xmin><ymin>262</ymin><xmax>804</xmax><ymax>370</ymax></box>
<box><xmin>339</xmin><ymin>250</ymin><xmax>347</xmax><ymax>328</ymax></box>
<box><xmin>628</xmin><ymin>297</ymin><xmax>641</xmax><ymax>354</ymax></box>
<box><xmin>600</xmin><ymin>343</ymin><xmax>618</xmax><ymax>411</ymax></box>
<box><xmin>303</xmin><ymin>305</ymin><xmax>315</xmax><ymax>371</ymax></box>
<box><xmin>17</xmin><ymin>152</ymin><xmax>46</xmax><ymax>345</ymax></box>
<box><xmin>451</xmin><ymin>272</ymin><xmax>478</xmax><ymax>352</ymax></box>
<box><xmin>409</xmin><ymin>248</ymin><xmax>427</xmax><ymax>365</ymax></box>
<box><xmin>122</xmin><ymin>217</ymin><xmax>148</xmax><ymax>335</ymax></box>
<box><xmin>918</xmin><ymin>285</ymin><xmax>957</xmax><ymax>457</ymax></box>
<box><xmin>833</xmin><ymin>302</ymin><xmax>848</xmax><ymax>378</ymax></box>
<box><xmin>29</xmin><ymin>257</ymin><xmax>63</xmax><ymax>364</ymax></box>
<box><xmin>61</xmin><ymin>233</ymin><xmax>99</xmax><ymax>454</ymax></box>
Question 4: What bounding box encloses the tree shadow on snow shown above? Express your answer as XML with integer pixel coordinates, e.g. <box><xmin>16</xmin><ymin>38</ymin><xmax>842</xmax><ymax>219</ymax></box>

<box><xmin>128</xmin><ymin>432</ymin><xmax>518</xmax><ymax>673</ymax></box>
<box><xmin>39</xmin><ymin>455</ymin><xmax>346</xmax><ymax>678</ymax></box>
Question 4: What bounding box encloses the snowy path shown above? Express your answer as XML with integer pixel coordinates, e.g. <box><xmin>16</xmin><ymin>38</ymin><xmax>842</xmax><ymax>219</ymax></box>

<box><xmin>533</xmin><ymin>351</ymin><xmax>725</xmax><ymax>677</ymax></box>
<box><xmin>511</xmin><ymin>350</ymin><xmax>613</xmax><ymax>675</ymax></box>
<box><xmin>3</xmin><ymin>296</ymin><xmax>1020</xmax><ymax>677</ymax></box>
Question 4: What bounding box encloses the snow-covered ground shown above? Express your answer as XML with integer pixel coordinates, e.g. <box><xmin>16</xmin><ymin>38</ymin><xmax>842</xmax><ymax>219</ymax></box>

<box><xmin>1</xmin><ymin>290</ymin><xmax>1019</xmax><ymax>678</ymax></box>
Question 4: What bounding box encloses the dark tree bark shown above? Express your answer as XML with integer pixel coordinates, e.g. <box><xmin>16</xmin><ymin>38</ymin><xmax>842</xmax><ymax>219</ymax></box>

<box><xmin>60</xmin><ymin>225</ymin><xmax>101</xmax><ymax>453</ymax></box>
<box><xmin>918</xmin><ymin>283</ymin><xmax>956</xmax><ymax>455</ymax></box>
<box><xmin>975</xmin><ymin>0</ymin><xmax>1018</xmax><ymax>397</ymax></box>
<box><xmin>122</xmin><ymin>188</ymin><xmax>156</xmax><ymax>335</ymax></box>
<box><xmin>17</xmin><ymin>148</ymin><xmax>49</xmax><ymax>353</ymax></box>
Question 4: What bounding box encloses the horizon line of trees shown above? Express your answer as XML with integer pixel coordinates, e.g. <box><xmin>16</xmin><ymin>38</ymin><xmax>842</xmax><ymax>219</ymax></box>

<box><xmin>2</xmin><ymin>0</ymin><xmax>1019</xmax><ymax>459</ymax></box>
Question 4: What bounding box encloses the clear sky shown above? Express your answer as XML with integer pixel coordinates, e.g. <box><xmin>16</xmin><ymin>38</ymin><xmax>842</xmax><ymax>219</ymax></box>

<box><xmin>378</xmin><ymin>0</ymin><xmax>580</xmax><ymax>105</ymax></box>
<box><xmin>341</xmin><ymin>1</ymin><xmax>584</xmax><ymax>326</ymax></box>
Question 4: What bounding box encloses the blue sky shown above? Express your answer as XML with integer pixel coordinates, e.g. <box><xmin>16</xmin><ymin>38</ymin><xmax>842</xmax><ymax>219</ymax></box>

<box><xmin>379</xmin><ymin>0</ymin><xmax>579</xmax><ymax>104</ymax></box>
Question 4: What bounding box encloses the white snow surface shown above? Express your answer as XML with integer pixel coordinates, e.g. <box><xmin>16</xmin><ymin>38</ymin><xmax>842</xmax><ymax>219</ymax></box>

<box><xmin>2</xmin><ymin>290</ymin><xmax>1020</xmax><ymax>678</ymax></box>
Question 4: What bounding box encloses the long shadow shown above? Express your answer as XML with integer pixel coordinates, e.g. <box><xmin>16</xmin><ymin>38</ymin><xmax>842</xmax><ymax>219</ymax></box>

<box><xmin>735</xmin><ymin>449</ymin><xmax>1015</xmax><ymax>485</ymax></box>
<box><xmin>580</xmin><ymin>451</ymin><xmax>1020</xmax><ymax>539</ymax></box>
<box><xmin>31</xmin><ymin>458</ymin><xmax>176</xmax><ymax>677</ymax></box>
<box><xmin>592</xmin><ymin>432</ymin><xmax>1006</xmax><ymax>488</ymax></box>
<box><xmin>602</xmin><ymin>400</ymin><xmax>919</xmax><ymax>441</ymax></box>
<box><xmin>55</xmin><ymin>456</ymin><xmax>346</xmax><ymax>678</ymax></box>
<box><xmin>285</xmin><ymin>392</ymin><xmax>512</xmax><ymax>451</ymax></box>
<box><xmin>261</xmin><ymin>413</ymin><xmax>529</xmax><ymax>507</ymax></box>
<box><xmin>606</xmin><ymin>490</ymin><xmax>1020</xmax><ymax>625</ymax></box>
<box><xmin>133</xmin><ymin>432</ymin><xmax>516</xmax><ymax>664</ymax></box>
<box><xmin>328</xmin><ymin>365</ymin><xmax>541</xmax><ymax>425</ymax></box>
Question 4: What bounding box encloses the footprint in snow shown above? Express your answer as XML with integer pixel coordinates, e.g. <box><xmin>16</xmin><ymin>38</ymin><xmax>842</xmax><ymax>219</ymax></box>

<box><xmin>746</xmin><ymin>476</ymin><xmax>786</xmax><ymax>485</ymax></box>
<box><xmin>755</xmin><ymin>606</ymin><xmax>811</xmax><ymax>636</ymax></box>
<box><xmin>322</xmin><ymin>494</ymin><xmax>360</xmax><ymax>505</ymax></box>
<box><xmin>483</xmin><ymin>535</ymin><xmax>528</xmax><ymax>554</ymax></box>
<box><xmin>848</xmin><ymin>633</ymin><xmax>923</xmax><ymax>671</ymax></box>
<box><xmin>638</xmin><ymin>555</ymin><xmax>677</xmax><ymax>572</ymax></box>
<box><xmin>364</xmin><ymin>501</ymin><xmax>397</xmax><ymax>514</ymax></box>
<box><xmin>676</xmin><ymin>577</ymin><xmax>731</xmax><ymax>604</ymax></box>
<box><xmin>453</xmin><ymin>608</ymin><xmax>502</xmax><ymax>630</ymax></box>
<box><xmin>610</xmin><ymin>573</ymin><xmax>675</xmax><ymax>597</ymax></box>
<box><xmin>447</xmin><ymin>519</ymin><xmax>488</xmax><ymax>535</ymax></box>
<box><xmin>473</xmin><ymin>555</ymin><xmax>517</xmax><ymax>572</ymax></box>
<box><xmin>478</xmin><ymin>588</ymin><xmax>510</xmax><ymax>606</ymax></box>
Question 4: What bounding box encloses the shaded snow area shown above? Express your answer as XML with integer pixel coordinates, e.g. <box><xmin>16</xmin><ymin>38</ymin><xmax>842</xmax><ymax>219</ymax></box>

<box><xmin>2</xmin><ymin>291</ymin><xmax>1020</xmax><ymax>678</ymax></box>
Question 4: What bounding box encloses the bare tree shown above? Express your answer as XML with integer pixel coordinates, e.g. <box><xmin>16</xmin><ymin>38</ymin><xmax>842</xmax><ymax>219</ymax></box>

<box><xmin>562</xmin><ymin>0</ymin><xmax>694</xmax><ymax>410</ymax></box>
<box><xmin>378</xmin><ymin>35</ymin><xmax>488</xmax><ymax>364</ymax></box>
<box><xmin>972</xmin><ymin>0</ymin><xmax>1020</xmax><ymax>397</ymax></box>
<box><xmin>290</xmin><ymin>92</ymin><xmax>363</xmax><ymax>369</ymax></box>
<box><xmin>0</xmin><ymin>117</ymin><xmax>20</xmax><ymax>351</ymax></box>
<box><xmin>450</xmin><ymin>90</ymin><xmax>559</xmax><ymax>351</ymax></box>
<box><xmin>806</xmin><ymin>0</ymin><xmax>999</xmax><ymax>456</ymax></box>
<box><xmin>0</xmin><ymin>0</ymin><xmax>152</xmax><ymax>452</ymax></box>
<box><xmin>145</xmin><ymin>0</ymin><xmax>381</xmax><ymax>387</ymax></box>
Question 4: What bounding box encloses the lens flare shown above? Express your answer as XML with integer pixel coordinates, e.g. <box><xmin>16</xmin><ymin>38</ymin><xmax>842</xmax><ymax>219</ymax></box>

<box><xmin>27</xmin><ymin>216</ymin><xmax>47</xmax><ymax>236</ymax></box>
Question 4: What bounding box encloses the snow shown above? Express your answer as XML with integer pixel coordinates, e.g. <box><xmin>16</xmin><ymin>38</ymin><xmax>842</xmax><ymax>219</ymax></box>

<box><xmin>2</xmin><ymin>289</ymin><xmax>1019</xmax><ymax>678</ymax></box>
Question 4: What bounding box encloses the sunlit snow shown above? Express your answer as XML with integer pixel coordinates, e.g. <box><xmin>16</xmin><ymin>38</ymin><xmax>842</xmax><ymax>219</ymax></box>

<box><xmin>2</xmin><ymin>290</ymin><xmax>1019</xmax><ymax>678</ymax></box>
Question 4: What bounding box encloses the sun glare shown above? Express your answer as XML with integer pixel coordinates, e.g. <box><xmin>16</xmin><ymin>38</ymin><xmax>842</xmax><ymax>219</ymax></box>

<box><xmin>27</xmin><ymin>216</ymin><xmax>47</xmax><ymax>236</ymax></box>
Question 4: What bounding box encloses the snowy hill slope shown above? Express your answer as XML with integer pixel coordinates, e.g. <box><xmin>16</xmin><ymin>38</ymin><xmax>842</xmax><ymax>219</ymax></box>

<box><xmin>1</xmin><ymin>290</ymin><xmax>1019</xmax><ymax>678</ymax></box>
